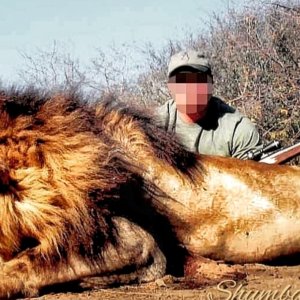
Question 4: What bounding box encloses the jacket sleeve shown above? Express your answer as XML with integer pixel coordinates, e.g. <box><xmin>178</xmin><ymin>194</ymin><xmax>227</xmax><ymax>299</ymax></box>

<box><xmin>230</xmin><ymin>116</ymin><xmax>263</xmax><ymax>160</ymax></box>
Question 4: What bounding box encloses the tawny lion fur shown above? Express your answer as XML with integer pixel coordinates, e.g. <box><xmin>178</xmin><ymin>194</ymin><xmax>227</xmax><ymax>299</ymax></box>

<box><xmin>0</xmin><ymin>88</ymin><xmax>299</xmax><ymax>298</ymax></box>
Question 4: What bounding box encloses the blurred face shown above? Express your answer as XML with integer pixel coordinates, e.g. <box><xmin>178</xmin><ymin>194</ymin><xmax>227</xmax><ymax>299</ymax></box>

<box><xmin>168</xmin><ymin>73</ymin><xmax>213</xmax><ymax>121</ymax></box>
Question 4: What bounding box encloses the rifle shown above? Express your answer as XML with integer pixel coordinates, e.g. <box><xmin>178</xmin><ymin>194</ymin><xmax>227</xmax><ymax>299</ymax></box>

<box><xmin>247</xmin><ymin>140</ymin><xmax>300</xmax><ymax>164</ymax></box>
<box><xmin>259</xmin><ymin>141</ymin><xmax>300</xmax><ymax>164</ymax></box>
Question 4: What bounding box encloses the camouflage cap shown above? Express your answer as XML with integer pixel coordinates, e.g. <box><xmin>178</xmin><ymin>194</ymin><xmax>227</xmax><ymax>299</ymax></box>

<box><xmin>168</xmin><ymin>50</ymin><xmax>211</xmax><ymax>77</ymax></box>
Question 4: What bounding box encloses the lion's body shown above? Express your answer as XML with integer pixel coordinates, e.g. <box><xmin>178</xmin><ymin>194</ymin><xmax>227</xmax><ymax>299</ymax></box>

<box><xmin>0</xmin><ymin>88</ymin><xmax>299</xmax><ymax>298</ymax></box>
<box><xmin>95</xmin><ymin>100</ymin><xmax>300</xmax><ymax>263</ymax></box>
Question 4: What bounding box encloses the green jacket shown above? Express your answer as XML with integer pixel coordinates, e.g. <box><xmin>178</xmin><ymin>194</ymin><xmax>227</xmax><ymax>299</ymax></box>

<box><xmin>155</xmin><ymin>97</ymin><xmax>262</xmax><ymax>159</ymax></box>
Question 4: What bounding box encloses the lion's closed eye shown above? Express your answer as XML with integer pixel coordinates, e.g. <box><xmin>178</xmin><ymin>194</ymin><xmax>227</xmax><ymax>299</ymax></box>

<box><xmin>36</xmin><ymin>138</ymin><xmax>45</xmax><ymax>145</ymax></box>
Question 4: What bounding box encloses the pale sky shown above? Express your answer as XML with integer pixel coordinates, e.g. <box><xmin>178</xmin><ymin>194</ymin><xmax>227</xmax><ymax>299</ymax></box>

<box><xmin>0</xmin><ymin>0</ymin><xmax>236</xmax><ymax>83</ymax></box>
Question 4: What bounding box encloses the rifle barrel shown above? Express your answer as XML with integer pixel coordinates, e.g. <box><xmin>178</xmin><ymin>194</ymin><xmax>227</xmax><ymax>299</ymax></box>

<box><xmin>259</xmin><ymin>141</ymin><xmax>300</xmax><ymax>164</ymax></box>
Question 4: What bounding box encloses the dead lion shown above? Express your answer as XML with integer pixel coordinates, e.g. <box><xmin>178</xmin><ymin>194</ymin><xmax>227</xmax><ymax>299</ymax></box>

<box><xmin>94</xmin><ymin>96</ymin><xmax>300</xmax><ymax>281</ymax></box>
<box><xmin>0</xmin><ymin>88</ymin><xmax>299</xmax><ymax>298</ymax></box>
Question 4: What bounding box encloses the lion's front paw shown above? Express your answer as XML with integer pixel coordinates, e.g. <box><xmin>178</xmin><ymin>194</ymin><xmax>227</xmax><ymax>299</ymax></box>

<box><xmin>0</xmin><ymin>273</ymin><xmax>38</xmax><ymax>299</ymax></box>
<box><xmin>0</xmin><ymin>274</ymin><xmax>22</xmax><ymax>299</ymax></box>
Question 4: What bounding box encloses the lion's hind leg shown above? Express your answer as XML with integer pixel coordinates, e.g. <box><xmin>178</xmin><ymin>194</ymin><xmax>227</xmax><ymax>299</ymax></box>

<box><xmin>184</xmin><ymin>255</ymin><xmax>247</xmax><ymax>287</ymax></box>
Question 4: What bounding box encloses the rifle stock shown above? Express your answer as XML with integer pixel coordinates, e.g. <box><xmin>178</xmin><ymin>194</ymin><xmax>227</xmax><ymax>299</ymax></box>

<box><xmin>259</xmin><ymin>141</ymin><xmax>300</xmax><ymax>164</ymax></box>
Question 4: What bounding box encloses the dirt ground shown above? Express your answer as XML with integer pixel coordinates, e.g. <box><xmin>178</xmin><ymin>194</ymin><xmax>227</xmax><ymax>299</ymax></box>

<box><xmin>25</xmin><ymin>264</ymin><xmax>300</xmax><ymax>300</ymax></box>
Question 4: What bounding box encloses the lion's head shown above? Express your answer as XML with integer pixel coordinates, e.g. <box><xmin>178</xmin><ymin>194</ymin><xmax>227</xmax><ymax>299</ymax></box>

<box><xmin>0</xmin><ymin>88</ymin><xmax>116</xmax><ymax>260</ymax></box>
